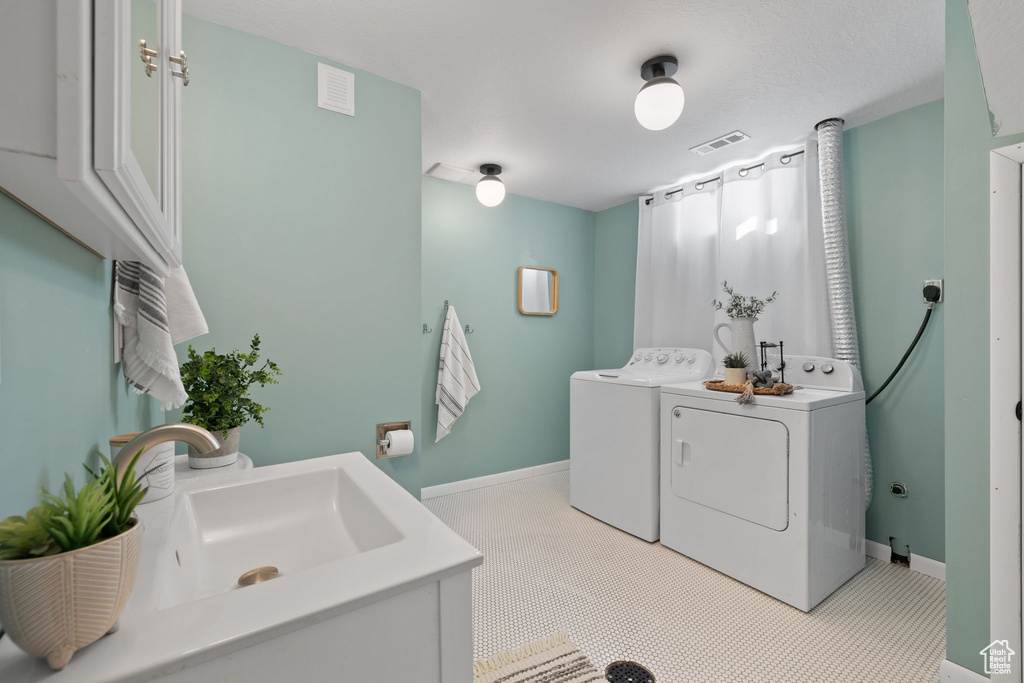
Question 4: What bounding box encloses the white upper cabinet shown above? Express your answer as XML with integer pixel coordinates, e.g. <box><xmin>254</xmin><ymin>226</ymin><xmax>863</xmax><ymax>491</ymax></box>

<box><xmin>0</xmin><ymin>0</ymin><xmax>185</xmax><ymax>274</ymax></box>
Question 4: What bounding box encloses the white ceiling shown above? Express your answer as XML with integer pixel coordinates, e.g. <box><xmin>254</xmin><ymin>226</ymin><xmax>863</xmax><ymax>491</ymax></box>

<box><xmin>969</xmin><ymin>0</ymin><xmax>1024</xmax><ymax>138</ymax></box>
<box><xmin>184</xmin><ymin>0</ymin><xmax>944</xmax><ymax>212</ymax></box>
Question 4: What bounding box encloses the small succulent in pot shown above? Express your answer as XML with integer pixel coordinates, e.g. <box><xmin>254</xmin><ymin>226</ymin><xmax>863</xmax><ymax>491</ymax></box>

<box><xmin>722</xmin><ymin>351</ymin><xmax>751</xmax><ymax>385</ymax></box>
<box><xmin>0</xmin><ymin>449</ymin><xmax>148</xmax><ymax>560</ymax></box>
<box><xmin>722</xmin><ymin>352</ymin><xmax>750</xmax><ymax>369</ymax></box>
<box><xmin>0</xmin><ymin>449</ymin><xmax>150</xmax><ymax>669</ymax></box>
<box><xmin>712</xmin><ymin>281</ymin><xmax>778</xmax><ymax>319</ymax></box>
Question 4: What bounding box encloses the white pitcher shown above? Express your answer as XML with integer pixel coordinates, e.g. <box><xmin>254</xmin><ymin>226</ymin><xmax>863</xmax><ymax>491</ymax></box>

<box><xmin>714</xmin><ymin>316</ymin><xmax>758</xmax><ymax>368</ymax></box>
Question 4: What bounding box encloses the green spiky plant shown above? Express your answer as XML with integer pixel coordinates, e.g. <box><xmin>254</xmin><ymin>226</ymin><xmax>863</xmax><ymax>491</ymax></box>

<box><xmin>39</xmin><ymin>476</ymin><xmax>114</xmax><ymax>553</ymax></box>
<box><xmin>85</xmin><ymin>451</ymin><xmax>149</xmax><ymax>538</ymax></box>
<box><xmin>0</xmin><ymin>449</ymin><xmax>149</xmax><ymax>561</ymax></box>
<box><xmin>722</xmin><ymin>351</ymin><xmax>751</xmax><ymax>369</ymax></box>
<box><xmin>0</xmin><ymin>507</ymin><xmax>60</xmax><ymax>560</ymax></box>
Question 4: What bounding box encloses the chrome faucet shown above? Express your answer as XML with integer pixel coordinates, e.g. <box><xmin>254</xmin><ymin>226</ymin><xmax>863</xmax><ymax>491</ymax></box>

<box><xmin>115</xmin><ymin>423</ymin><xmax>221</xmax><ymax>483</ymax></box>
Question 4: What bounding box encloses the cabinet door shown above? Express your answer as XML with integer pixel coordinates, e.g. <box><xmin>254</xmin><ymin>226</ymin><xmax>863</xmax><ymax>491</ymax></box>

<box><xmin>93</xmin><ymin>0</ymin><xmax>182</xmax><ymax>266</ymax></box>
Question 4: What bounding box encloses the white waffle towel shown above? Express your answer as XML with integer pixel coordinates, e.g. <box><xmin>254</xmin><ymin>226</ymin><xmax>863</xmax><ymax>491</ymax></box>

<box><xmin>435</xmin><ymin>305</ymin><xmax>481</xmax><ymax>442</ymax></box>
<box><xmin>114</xmin><ymin>263</ymin><xmax>208</xmax><ymax>409</ymax></box>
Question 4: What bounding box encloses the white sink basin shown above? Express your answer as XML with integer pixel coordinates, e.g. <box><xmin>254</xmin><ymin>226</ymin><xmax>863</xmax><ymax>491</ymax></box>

<box><xmin>157</xmin><ymin>466</ymin><xmax>403</xmax><ymax>608</ymax></box>
<box><xmin>0</xmin><ymin>453</ymin><xmax>483</xmax><ymax>682</ymax></box>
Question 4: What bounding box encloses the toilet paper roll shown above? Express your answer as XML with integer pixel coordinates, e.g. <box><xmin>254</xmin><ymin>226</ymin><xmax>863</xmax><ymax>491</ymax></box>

<box><xmin>385</xmin><ymin>429</ymin><xmax>415</xmax><ymax>456</ymax></box>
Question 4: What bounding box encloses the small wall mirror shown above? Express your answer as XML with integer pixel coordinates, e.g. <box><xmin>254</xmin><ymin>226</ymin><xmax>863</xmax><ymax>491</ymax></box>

<box><xmin>518</xmin><ymin>266</ymin><xmax>559</xmax><ymax>315</ymax></box>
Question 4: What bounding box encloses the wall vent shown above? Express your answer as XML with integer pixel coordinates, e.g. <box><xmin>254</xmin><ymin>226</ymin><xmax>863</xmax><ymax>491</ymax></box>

<box><xmin>425</xmin><ymin>162</ymin><xmax>478</xmax><ymax>184</ymax></box>
<box><xmin>690</xmin><ymin>130</ymin><xmax>750</xmax><ymax>156</ymax></box>
<box><xmin>317</xmin><ymin>63</ymin><xmax>355</xmax><ymax>116</ymax></box>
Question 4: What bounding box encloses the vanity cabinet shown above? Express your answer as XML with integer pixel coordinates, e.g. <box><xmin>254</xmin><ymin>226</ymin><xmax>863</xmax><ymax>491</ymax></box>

<box><xmin>0</xmin><ymin>0</ymin><xmax>185</xmax><ymax>273</ymax></box>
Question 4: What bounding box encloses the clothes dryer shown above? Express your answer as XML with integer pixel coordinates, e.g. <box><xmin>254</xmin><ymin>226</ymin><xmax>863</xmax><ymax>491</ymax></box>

<box><xmin>660</xmin><ymin>357</ymin><xmax>866</xmax><ymax>611</ymax></box>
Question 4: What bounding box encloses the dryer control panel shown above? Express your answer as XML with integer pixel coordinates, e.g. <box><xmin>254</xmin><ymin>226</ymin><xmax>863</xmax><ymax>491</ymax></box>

<box><xmin>627</xmin><ymin>348</ymin><xmax>714</xmax><ymax>378</ymax></box>
<box><xmin>788</xmin><ymin>356</ymin><xmax>863</xmax><ymax>392</ymax></box>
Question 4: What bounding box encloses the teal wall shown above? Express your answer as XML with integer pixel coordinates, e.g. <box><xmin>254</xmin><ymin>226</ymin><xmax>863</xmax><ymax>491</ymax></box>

<box><xmin>168</xmin><ymin>15</ymin><xmax>424</xmax><ymax>495</ymax></box>
<box><xmin>419</xmin><ymin>177</ymin><xmax>595</xmax><ymax>488</ymax></box>
<box><xmin>594</xmin><ymin>200</ymin><xmax>638</xmax><ymax>369</ymax></box>
<box><xmin>943</xmin><ymin>0</ymin><xmax>1024</xmax><ymax>672</ymax></box>
<box><xmin>845</xmin><ymin>99</ymin><xmax>946</xmax><ymax>563</ymax></box>
<box><xmin>0</xmin><ymin>195</ymin><xmax>159</xmax><ymax>519</ymax></box>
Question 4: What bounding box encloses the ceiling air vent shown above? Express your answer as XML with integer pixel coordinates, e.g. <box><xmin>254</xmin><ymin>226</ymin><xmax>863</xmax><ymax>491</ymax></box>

<box><xmin>317</xmin><ymin>63</ymin><xmax>355</xmax><ymax>116</ymax></box>
<box><xmin>690</xmin><ymin>130</ymin><xmax>750</xmax><ymax>156</ymax></box>
<box><xmin>424</xmin><ymin>163</ymin><xmax>478</xmax><ymax>184</ymax></box>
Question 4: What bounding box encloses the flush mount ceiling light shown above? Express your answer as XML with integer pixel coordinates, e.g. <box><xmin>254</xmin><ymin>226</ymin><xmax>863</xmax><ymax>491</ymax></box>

<box><xmin>634</xmin><ymin>55</ymin><xmax>685</xmax><ymax>131</ymax></box>
<box><xmin>475</xmin><ymin>164</ymin><xmax>506</xmax><ymax>207</ymax></box>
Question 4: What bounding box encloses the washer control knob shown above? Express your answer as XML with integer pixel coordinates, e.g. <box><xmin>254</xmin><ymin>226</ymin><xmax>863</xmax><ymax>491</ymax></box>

<box><xmin>687</xmin><ymin>355</ymin><xmax>695</xmax><ymax>364</ymax></box>
<box><xmin>821</xmin><ymin>363</ymin><xmax>834</xmax><ymax>374</ymax></box>
<box><xmin>644</xmin><ymin>354</ymin><xmax>653</xmax><ymax>362</ymax></box>
<box><xmin>634</xmin><ymin>354</ymin><xmax>642</xmax><ymax>361</ymax></box>
<box><xmin>802</xmin><ymin>361</ymin><xmax>815</xmax><ymax>372</ymax></box>
<box><xmin>675</xmin><ymin>355</ymin><xmax>684</xmax><ymax>363</ymax></box>
<box><xmin>657</xmin><ymin>353</ymin><xmax>668</xmax><ymax>364</ymax></box>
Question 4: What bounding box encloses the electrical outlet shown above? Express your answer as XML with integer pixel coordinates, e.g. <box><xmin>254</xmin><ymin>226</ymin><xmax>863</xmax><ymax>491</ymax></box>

<box><xmin>923</xmin><ymin>279</ymin><xmax>943</xmax><ymax>303</ymax></box>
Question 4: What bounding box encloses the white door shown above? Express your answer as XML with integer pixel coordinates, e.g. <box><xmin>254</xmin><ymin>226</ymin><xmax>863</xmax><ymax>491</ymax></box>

<box><xmin>669</xmin><ymin>407</ymin><xmax>790</xmax><ymax>531</ymax></box>
<box><xmin>990</xmin><ymin>143</ymin><xmax>1024</xmax><ymax>680</ymax></box>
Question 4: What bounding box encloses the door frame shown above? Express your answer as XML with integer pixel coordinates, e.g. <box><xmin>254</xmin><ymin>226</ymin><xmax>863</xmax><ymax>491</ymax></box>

<box><xmin>990</xmin><ymin>142</ymin><xmax>1024</xmax><ymax>681</ymax></box>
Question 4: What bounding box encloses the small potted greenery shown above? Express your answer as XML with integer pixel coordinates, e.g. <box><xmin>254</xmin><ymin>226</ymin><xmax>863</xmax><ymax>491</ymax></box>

<box><xmin>0</xmin><ymin>451</ymin><xmax>149</xmax><ymax>670</ymax></box>
<box><xmin>722</xmin><ymin>352</ymin><xmax>750</xmax><ymax>385</ymax></box>
<box><xmin>180</xmin><ymin>334</ymin><xmax>281</xmax><ymax>469</ymax></box>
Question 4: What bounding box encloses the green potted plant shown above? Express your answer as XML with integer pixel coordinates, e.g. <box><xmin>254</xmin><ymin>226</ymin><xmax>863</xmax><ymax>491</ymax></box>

<box><xmin>180</xmin><ymin>334</ymin><xmax>281</xmax><ymax>469</ymax></box>
<box><xmin>722</xmin><ymin>352</ymin><xmax>750</xmax><ymax>385</ymax></box>
<box><xmin>0</xmin><ymin>451</ymin><xmax>149</xmax><ymax>670</ymax></box>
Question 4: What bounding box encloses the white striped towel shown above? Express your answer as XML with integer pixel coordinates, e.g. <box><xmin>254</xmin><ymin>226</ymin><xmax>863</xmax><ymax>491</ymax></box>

<box><xmin>436</xmin><ymin>305</ymin><xmax>481</xmax><ymax>442</ymax></box>
<box><xmin>114</xmin><ymin>262</ymin><xmax>208</xmax><ymax>410</ymax></box>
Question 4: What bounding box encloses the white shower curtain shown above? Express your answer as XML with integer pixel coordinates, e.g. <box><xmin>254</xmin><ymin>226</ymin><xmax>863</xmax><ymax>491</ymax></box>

<box><xmin>634</xmin><ymin>142</ymin><xmax>834</xmax><ymax>367</ymax></box>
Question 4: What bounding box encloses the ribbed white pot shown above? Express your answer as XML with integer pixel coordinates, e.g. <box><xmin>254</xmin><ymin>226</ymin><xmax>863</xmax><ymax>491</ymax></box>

<box><xmin>0</xmin><ymin>520</ymin><xmax>141</xmax><ymax>670</ymax></box>
<box><xmin>723</xmin><ymin>367</ymin><xmax>748</xmax><ymax>385</ymax></box>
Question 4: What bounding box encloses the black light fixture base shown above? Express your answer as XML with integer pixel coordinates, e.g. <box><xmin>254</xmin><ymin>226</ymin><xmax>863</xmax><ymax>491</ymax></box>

<box><xmin>479</xmin><ymin>164</ymin><xmax>502</xmax><ymax>176</ymax></box>
<box><xmin>640</xmin><ymin>55</ymin><xmax>678</xmax><ymax>81</ymax></box>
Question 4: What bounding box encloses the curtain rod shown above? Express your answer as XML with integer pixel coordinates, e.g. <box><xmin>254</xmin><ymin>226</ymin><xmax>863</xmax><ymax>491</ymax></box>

<box><xmin>643</xmin><ymin>149</ymin><xmax>806</xmax><ymax>205</ymax></box>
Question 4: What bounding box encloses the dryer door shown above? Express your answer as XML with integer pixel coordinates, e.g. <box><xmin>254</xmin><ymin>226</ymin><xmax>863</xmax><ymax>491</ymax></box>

<box><xmin>669</xmin><ymin>407</ymin><xmax>789</xmax><ymax>531</ymax></box>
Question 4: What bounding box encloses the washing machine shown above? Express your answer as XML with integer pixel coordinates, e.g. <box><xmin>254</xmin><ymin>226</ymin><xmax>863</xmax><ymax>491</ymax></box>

<box><xmin>660</xmin><ymin>356</ymin><xmax>865</xmax><ymax>611</ymax></box>
<box><xmin>570</xmin><ymin>348</ymin><xmax>714</xmax><ymax>541</ymax></box>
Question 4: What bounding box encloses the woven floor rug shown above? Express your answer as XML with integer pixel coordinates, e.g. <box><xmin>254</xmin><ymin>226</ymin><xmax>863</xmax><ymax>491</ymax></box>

<box><xmin>473</xmin><ymin>632</ymin><xmax>602</xmax><ymax>683</ymax></box>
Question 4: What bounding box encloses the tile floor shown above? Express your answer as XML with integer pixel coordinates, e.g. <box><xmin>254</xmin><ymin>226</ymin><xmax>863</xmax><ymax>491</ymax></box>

<box><xmin>424</xmin><ymin>470</ymin><xmax>945</xmax><ymax>683</ymax></box>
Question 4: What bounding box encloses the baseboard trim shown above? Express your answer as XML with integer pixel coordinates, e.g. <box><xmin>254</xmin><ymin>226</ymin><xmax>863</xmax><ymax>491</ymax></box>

<box><xmin>421</xmin><ymin>460</ymin><xmax>570</xmax><ymax>500</ymax></box>
<box><xmin>865</xmin><ymin>539</ymin><xmax>946</xmax><ymax>582</ymax></box>
<box><xmin>936</xmin><ymin>659</ymin><xmax>988</xmax><ymax>682</ymax></box>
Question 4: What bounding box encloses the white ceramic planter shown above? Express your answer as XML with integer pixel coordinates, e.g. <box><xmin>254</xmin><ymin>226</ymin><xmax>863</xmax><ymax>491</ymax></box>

<box><xmin>723</xmin><ymin>367</ymin><xmax>748</xmax><ymax>385</ymax></box>
<box><xmin>0</xmin><ymin>520</ymin><xmax>141</xmax><ymax>670</ymax></box>
<box><xmin>188</xmin><ymin>426</ymin><xmax>240</xmax><ymax>469</ymax></box>
<box><xmin>714</xmin><ymin>316</ymin><xmax>759</xmax><ymax>369</ymax></box>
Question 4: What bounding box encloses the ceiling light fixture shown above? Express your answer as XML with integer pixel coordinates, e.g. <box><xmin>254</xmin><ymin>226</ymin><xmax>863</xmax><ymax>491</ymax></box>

<box><xmin>476</xmin><ymin>164</ymin><xmax>506</xmax><ymax>207</ymax></box>
<box><xmin>634</xmin><ymin>55</ymin><xmax>684</xmax><ymax>131</ymax></box>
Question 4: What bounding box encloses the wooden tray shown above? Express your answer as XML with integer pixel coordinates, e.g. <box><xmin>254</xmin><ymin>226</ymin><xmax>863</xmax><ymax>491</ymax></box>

<box><xmin>703</xmin><ymin>380</ymin><xmax>795</xmax><ymax>396</ymax></box>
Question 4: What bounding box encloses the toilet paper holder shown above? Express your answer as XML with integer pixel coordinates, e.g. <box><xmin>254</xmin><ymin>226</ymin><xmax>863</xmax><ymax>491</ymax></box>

<box><xmin>375</xmin><ymin>420</ymin><xmax>413</xmax><ymax>459</ymax></box>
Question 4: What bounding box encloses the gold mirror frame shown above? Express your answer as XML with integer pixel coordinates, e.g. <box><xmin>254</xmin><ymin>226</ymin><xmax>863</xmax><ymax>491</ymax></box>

<box><xmin>517</xmin><ymin>266</ymin><xmax>559</xmax><ymax>315</ymax></box>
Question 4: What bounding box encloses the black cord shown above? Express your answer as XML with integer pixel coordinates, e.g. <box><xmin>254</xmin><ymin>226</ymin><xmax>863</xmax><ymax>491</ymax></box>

<box><xmin>865</xmin><ymin>305</ymin><xmax>933</xmax><ymax>405</ymax></box>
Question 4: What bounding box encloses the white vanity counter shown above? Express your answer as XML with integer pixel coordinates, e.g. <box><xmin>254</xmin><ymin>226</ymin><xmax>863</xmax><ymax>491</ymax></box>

<box><xmin>0</xmin><ymin>452</ymin><xmax>483</xmax><ymax>682</ymax></box>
